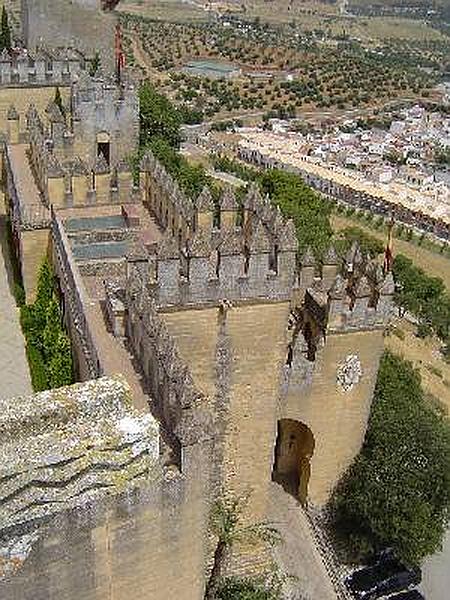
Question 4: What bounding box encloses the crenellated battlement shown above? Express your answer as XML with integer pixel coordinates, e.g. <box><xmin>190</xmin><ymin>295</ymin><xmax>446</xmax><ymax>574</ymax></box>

<box><xmin>140</xmin><ymin>150</ymin><xmax>298</xmax><ymax>308</ymax></box>
<box><xmin>287</xmin><ymin>243</ymin><xmax>395</xmax><ymax>378</ymax></box>
<box><xmin>0</xmin><ymin>47</ymin><xmax>83</xmax><ymax>87</ymax></box>
<box><xmin>123</xmin><ymin>269</ymin><xmax>216</xmax><ymax>458</ymax></box>
<box><xmin>22</xmin><ymin>75</ymin><xmax>138</xmax><ymax>208</ymax></box>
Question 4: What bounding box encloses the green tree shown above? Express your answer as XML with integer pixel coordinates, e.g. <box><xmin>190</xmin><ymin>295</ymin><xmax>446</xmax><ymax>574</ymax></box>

<box><xmin>20</xmin><ymin>259</ymin><xmax>73</xmax><ymax>392</ymax></box>
<box><xmin>331</xmin><ymin>352</ymin><xmax>450</xmax><ymax>565</ymax></box>
<box><xmin>47</xmin><ymin>332</ymin><xmax>73</xmax><ymax>389</ymax></box>
<box><xmin>25</xmin><ymin>343</ymin><xmax>48</xmax><ymax>392</ymax></box>
<box><xmin>139</xmin><ymin>81</ymin><xmax>181</xmax><ymax>148</ymax></box>
<box><xmin>392</xmin><ymin>254</ymin><xmax>449</xmax><ymax>346</ymax></box>
<box><xmin>218</xmin><ymin>577</ymin><xmax>280</xmax><ymax>600</ymax></box>
<box><xmin>0</xmin><ymin>6</ymin><xmax>11</xmax><ymax>51</ymax></box>
<box><xmin>258</xmin><ymin>169</ymin><xmax>333</xmax><ymax>258</ymax></box>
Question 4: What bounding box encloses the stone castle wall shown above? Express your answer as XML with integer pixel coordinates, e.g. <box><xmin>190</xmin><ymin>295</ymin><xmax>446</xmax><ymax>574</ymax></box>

<box><xmin>0</xmin><ymin>462</ymin><xmax>210</xmax><ymax>600</ymax></box>
<box><xmin>283</xmin><ymin>328</ymin><xmax>385</xmax><ymax>505</ymax></box>
<box><xmin>21</xmin><ymin>0</ymin><xmax>116</xmax><ymax>71</ymax></box>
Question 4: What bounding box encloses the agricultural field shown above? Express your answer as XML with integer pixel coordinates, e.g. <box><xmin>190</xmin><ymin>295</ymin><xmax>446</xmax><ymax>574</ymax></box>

<box><xmin>120</xmin><ymin>11</ymin><xmax>443</xmax><ymax>121</ymax></box>
<box><xmin>385</xmin><ymin>320</ymin><xmax>450</xmax><ymax>415</ymax></box>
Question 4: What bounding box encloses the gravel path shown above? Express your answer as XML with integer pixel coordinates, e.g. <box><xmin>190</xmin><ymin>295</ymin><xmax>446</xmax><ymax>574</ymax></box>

<box><xmin>0</xmin><ymin>200</ymin><xmax>32</xmax><ymax>400</ymax></box>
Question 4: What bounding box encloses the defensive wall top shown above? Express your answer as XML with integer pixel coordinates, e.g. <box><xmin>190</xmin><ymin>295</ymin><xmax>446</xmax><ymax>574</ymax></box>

<box><xmin>0</xmin><ymin>376</ymin><xmax>159</xmax><ymax>533</ymax></box>
<box><xmin>0</xmin><ymin>46</ymin><xmax>84</xmax><ymax>87</ymax></box>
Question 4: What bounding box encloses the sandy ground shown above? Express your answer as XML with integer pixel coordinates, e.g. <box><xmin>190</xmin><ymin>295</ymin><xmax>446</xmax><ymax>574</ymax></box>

<box><xmin>385</xmin><ymin>319</ymin><xmax>450</xmax><ymax>415</ymax></box>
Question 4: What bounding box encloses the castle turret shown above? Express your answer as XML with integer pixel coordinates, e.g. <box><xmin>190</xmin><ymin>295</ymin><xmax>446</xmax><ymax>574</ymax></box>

<box><xmin>46</xmin><ymin>100</ymin><xmax>65</xmax><ymax>145</ymax></box>
<box><xmin>71</xmin><ymin>157</ymin><xmax>89</xmax><ymax>206</ymax></box>
<box><xmin>376</xmin><ymin>272</ymin><xmax>395</xmax><ymax>324</ymax></box>
<box><xmin>93</xmin><ymin>153</ymin><xmax>110</xmax><ymax>203</ymax></box>
<box><xmin>327</xmin><ymin>273</ymin><xmax>348</xmax><ymax>330</ymax></box>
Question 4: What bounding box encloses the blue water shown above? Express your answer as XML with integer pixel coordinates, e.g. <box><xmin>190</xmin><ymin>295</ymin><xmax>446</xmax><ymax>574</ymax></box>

<box><xmin>181</xmin><ymin>59</ymin><xmax>239</xmax><ymax>78</ymax></box>
<box><xmin>65</xmin><ymin>215</ymin><xmax>126</xmax><ymax>232</ymax></box>
<box><xmin>72</xmin><ymin>241</ymin><xmax>129</xmax><ymax>261</ymax></box>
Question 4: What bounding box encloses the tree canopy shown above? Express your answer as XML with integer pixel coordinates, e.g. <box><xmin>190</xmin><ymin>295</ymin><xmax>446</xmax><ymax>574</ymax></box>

<box><xmin>149</xmin><ymin>136</ymin><xmax>211</xmax><ymax>199</ymax></box>
<box><xmin>20</xmin><ymin>260</ymin><xmax>73</xmax><ymax>392</ymax></box>
<box><xmin>258</xmin><ymin>169</ymin><xmax>333</xmax><ymax>258</ymax></box>
<box><xmin>139</xmin><ymin>81</ymin><xmax>182</xmax><ymax>148</ymax></box>
<box><xmin>331</xmin><ymin>351</ymin><xmax>450</xmax><ymax>565</ymax></box>
<box><xmin>392</xmin><ymin>254</ymin><xmax>450</xmax><ymax>347</ymax></box>
<box><xmin>0</xmin><ymin>7</ymin><xmax>11</xmax><ymax>52</ymax></box>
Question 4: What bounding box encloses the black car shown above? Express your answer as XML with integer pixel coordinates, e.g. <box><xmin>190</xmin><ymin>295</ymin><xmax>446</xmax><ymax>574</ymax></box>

<box><xmin>388</xmin><ymin>591</ymin><xmax>425</xmax><ymax>600</ymax></box>
<box><xmin>345</xmin><ymin>558</ymin><xmax>421</xmax><ymax>599</ymax></box>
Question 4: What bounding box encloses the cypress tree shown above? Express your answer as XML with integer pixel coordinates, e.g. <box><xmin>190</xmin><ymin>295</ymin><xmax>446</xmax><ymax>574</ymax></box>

<box><xmin>0</xmin><ymin>7</ymin><xmax>11</xmax><ymax>51</ymax></box>
<box><xmin>54</xmin><ymin>87</ymin><xmax>65</xmax><ymax>116</ymax></box>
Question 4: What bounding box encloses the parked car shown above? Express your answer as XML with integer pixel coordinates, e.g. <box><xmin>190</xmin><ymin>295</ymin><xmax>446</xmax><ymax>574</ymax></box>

<box><xmin>388</xmin><ymin>590</ymin><xmax>425</xmax><ymax>600</ymax></box>
<box><xmin>345</xmin><ymin>557</ymin><xmax>421</xmax><ymax>599</ymax></box>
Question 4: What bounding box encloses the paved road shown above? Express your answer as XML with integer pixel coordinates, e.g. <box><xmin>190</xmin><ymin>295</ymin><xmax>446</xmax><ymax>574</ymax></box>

<box><xmin>421</xmin><ymin>530</ymin><xmax>450</xmax><ymax>600</ymax></box>
<box><xmin>268</xmin><ymin>482</ymin><xmax>338</xmax><ymax>600</ymax></box>
<box><xmin>0</xmin><ymin>199</ymin><xmax>32</xmax><ymax>400</ymax></box>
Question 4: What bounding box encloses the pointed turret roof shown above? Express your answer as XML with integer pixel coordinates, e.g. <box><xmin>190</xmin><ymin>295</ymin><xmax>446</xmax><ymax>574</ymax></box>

<box><xmin>220</xmin><ymin>186</ymin><xmax>238</xmax><ymax>211</ymax></box>
<box><xmin>279</xmin><ymin>219</ymin><xmax>297</xmax><ymax>252</ymax></box>
<box><xmin>93</xmin><ymin>153</ymin><xmax>109</xmax><ymax>175</ymax></box>
<box><xmin>250</xmin><ymin>221</ymin><xmax>271</xmax><ymax>254</ymax></box>
<box><xmin>328</xmin><ymin>274</ymin><xmax>347</xmax><ymax>299</ymax></box>
<box><xmin>189</xmin><ymin>230</ymin><xmax>213</xmax><ymax>258</ymax></box>
<box><xmin>355</xmin><ymin>275</ymin><xmax>371</xmax><ymax>298</ymax></box>
<box><xmin>158</xmin><ymin>234</ymin><xmax>180</xmax><ymax>260</ymax></box>
<box><xmin>47</xmin><ymin>153</ymin><xmax>65</xmax><ymax>178</ymax></box>
<box><xmin>46</xmin><ymin>100</ymin><xmax>64</xmax><ymax>123</ymax></box>
<box><xmin>323</xmin><ymin>245</ymin><xmax>339</xmax><ymax>265</ymax></box>
<box><xmin>243</xmin><ymin>182</ymin><xmax>261</xmax><ymax>211</ymax></box>
<box><xmin>300</xmin><ymin>246</ymin><xmax>316</xmax><ymax>267</ymax></box>
<box><xmin>196</xmin><ymin>185</ymin><xmax>215</xmax><ymax>212</ymax></box>
<box><xmin>71</xmin><ymin>156</ymin><xmax>88</xmax><ymax>176</ymax></box>
<box><xmin>380</xmin><ymin>272</ymin><xmax>395</xmax><ymax>295</ymax></box>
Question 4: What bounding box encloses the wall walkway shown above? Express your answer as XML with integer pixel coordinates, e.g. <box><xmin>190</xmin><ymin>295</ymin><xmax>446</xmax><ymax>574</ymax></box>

<box><xmin>0</xmin><ymin>195</ymin><xmax>32</xmax><ymax>399</ymax></box>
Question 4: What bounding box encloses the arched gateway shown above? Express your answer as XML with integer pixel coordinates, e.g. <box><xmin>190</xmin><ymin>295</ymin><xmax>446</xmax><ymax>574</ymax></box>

<box><xmin>272</xmin><ymin>419</ymin><xmax>315</xmax><ymax>505</ymax></box>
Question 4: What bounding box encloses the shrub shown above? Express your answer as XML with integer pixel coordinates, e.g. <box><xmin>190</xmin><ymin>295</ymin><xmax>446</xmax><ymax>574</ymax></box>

<box><xmin>26</xmin><ymin>343</ymin><xmax>48</xmax><ymax>392</ymax></box>
<box><xmin>331</xmin><ymin>352</ymin><xmax>450</xmax><ymax>565</ymax></box>
<box><xmin>218</xmin><ymin>577</ymin><xmax>280</xmax><ymax>600</ymax></box>
<box><xmin>20</xmin><ymin>259</ymin><xmax>73</xmax><ymax>392</ymax></box>
<box><xmin>14</xmin><ymin>283</ymin><xmax>25</xmax><ymax>307</ymax></box>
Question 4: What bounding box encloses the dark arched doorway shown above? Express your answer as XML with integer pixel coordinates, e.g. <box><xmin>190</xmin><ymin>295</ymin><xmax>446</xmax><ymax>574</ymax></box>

<box><xmin>272</xmin><ymin>419</ymin><xmax>315</xmax><ymax>505</ymax></box>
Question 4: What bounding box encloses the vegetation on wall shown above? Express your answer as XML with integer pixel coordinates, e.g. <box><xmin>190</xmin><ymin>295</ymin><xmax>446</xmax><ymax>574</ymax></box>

<box><xmin>331</xmin><ymin>351</ymin><xmax>450</xmax><ymax>565</ymax></box>
<box><xmin>20</xmin><ymin>260</ymin><xmax>73</xmax><ymax>392</ymax></box>
<box><xmin>218</xmin><ymin>576</ymin><xmax>281</xmax><ymax>600</ymax></box>
<box><xmin>148</xmin><ymin>136</ymin><xmax>211</xmax><ymax>199</ymax></box>
<box><xmin>205</xmin><ymin>494</ymin><xmax>281</xmax><ymax>600</ymax></box>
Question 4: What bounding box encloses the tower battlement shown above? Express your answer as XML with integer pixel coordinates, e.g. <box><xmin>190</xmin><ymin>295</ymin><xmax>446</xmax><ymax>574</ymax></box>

<box><xmin>0</xmin><ymin>47</ymin><xmax>83</xmax><ymax>87</ymax></box>
<box><xmin>140</xmin><ymin>150</ymin><xmax>297</xmax><ymax>308</ymax></box>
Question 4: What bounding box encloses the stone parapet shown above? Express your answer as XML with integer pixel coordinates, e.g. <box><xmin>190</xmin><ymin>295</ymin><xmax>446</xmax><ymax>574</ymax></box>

<box><xmin>51</xmin><ymin>209</ymin><xmax>103</xmax><ymax>379</ymax></box>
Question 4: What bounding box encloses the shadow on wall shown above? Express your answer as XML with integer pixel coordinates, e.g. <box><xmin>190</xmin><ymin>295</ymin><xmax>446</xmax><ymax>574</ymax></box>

<box><xmin>272</xmin><ymin>419</ymin><xmax>315</xmax><ymax>506</ymax></box>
